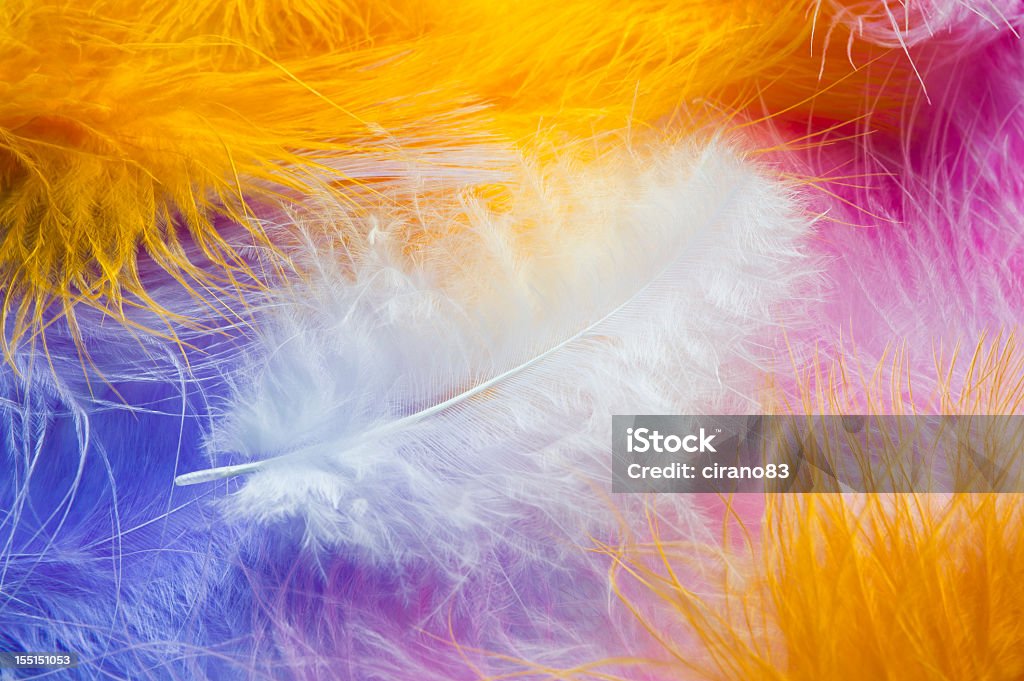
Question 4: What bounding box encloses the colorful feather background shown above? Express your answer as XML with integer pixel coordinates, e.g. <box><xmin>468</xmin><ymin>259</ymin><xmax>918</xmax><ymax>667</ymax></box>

<box><xmin>1</xmin><ymin>0</ymin><xmax>1023</xmax><ymax>679</ymax></box>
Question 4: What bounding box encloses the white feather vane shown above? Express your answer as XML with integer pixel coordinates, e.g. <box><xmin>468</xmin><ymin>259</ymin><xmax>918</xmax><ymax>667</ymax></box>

<box><xmin>177</xmin><ymin>137</ymin><xmax>818</xmax><ymax>562</ymax></box>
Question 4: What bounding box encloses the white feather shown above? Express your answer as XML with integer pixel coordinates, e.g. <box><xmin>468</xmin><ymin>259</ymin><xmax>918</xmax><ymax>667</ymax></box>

<box><xmin>180</xmin><ymin>137</ymin><xmax>818</xmax><ymax>563</ymax></box>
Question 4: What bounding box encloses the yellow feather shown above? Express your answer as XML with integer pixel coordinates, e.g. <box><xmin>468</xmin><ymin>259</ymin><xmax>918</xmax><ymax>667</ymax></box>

<box><xmin>579</xmin><ymin>332</ymin><xmax>1024</xmax><ymax>681</ymax></box>
<box><xmin>0</xmin><ymin>0</ymin><xmax>920</xmax><ymax>355</ymax></box>
<box><xmin>605</xmin><ymin>491</ymin><xmax>1024</xmax><ymax>681</ymax></box>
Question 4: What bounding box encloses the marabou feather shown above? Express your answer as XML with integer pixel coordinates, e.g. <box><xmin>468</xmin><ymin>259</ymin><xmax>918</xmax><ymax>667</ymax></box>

<box><xmin>593</xmin><ymin>491</ymin><xmax>1024</xmax><ymax>681</ymax></box>
<box><xmin>763</xmin><ymin>3</ymin><xmax>1024</xmax><ymax>403</ymax></box>
<box><xmin>0</xmin><ymin>331</ymin><xmax>259</xmax><ymax>679</ymax></box>
<box><xmin>570</xmin><ymin>333</ymin><xmax>1024</xmax><ymax>681</ymax></box>
<box><xmin>173</xmin><ymin>136</ymin><xmax>817</xmax><ymax>679</ymax></box>
<box><xmin>185</xmin><ymin>138</ymin><xmax>815</xmax><ymax>552</ymax></box>
<box><xmin>0</xmin><ymin>0</ymin><xmax>944</xmax><ymax>352</ymax></box>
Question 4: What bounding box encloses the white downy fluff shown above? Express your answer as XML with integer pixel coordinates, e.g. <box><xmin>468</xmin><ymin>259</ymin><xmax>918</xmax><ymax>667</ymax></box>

<box><xmin>185</xmin><ymin>136</ymin><xmax>818</xmax><ymax>563</ymax></box>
